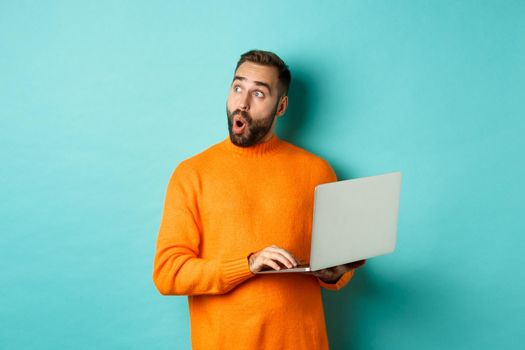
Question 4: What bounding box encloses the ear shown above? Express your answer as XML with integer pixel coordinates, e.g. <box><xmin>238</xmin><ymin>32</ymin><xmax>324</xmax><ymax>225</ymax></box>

<box><xmin>276</xmin><ymin>95</ymin><xmax>289</xmax><ymax>117</ymax></box>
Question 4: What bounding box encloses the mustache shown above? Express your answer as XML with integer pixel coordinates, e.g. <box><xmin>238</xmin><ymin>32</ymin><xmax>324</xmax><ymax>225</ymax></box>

<box><xmin>232</xmin><ymin>110</ymin><xmax>252</xmax><ymax>122</ymax></box>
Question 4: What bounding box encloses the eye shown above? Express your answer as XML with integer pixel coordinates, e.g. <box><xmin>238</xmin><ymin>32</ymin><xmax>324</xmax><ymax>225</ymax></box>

<box><xmin>233</xmin><ymin>85</ymin><xmax>242</xmax><ymax>93</ymax></box>
<box><xmin>254</xmin><ymin>91</ymin><xmax>265</xmax><ymax>98</ymax></box>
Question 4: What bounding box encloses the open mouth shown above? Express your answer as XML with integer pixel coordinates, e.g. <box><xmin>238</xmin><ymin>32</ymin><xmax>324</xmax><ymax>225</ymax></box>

<box><xmin>232</xmin><ymin>115</ymin><xmax>247</xmax><ymax>134</ymax></box>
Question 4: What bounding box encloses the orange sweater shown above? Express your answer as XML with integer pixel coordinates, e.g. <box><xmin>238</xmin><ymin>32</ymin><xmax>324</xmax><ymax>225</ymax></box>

<box><xmin>153</xmin><ymin>134</ymin><xmax>354</xmax><ymax>349</ymax></box>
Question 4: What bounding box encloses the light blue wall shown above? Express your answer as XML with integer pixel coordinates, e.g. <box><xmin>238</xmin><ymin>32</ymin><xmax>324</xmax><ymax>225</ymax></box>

<box><xmin>1</xmin><ymin>1</ymin><xmax>524</xmax><ymax>349</ymax></box>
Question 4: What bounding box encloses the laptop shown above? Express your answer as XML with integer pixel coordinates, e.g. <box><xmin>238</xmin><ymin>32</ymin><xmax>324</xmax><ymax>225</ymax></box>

<box><xmin>256</xmin><ymin>171</ymin><xmax>402</xmax><ymax>274</ymax></box>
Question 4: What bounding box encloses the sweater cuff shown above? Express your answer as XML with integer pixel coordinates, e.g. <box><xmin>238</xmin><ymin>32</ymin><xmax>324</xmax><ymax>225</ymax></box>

<box><xmin>318</xmin><ymin>269</ymin><xmax>355</xmax><ymax>291</ymax></box>
<box><xmin>219</xmin><ymin>256</ymin><xmax>255</xmax><ymax>292</ymax></box>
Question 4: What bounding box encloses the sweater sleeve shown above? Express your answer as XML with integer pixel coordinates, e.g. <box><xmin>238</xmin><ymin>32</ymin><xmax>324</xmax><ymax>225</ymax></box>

<box><xmin>318</xmin><ymin>269</ymin><xmax>355</xmax><ymax>291</ymax></box>
<box><xmin>314</xmin><ymin>158</ymin><xmax>357</xmax><ymax>291</ymax></box>
<box><xmin>152</xmin><ymin>162</ymin><xmax>254</xmax><ymax>296</ymax></box>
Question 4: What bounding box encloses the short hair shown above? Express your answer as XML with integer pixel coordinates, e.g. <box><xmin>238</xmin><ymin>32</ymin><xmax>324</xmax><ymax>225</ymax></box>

<box><xmin>234</xmin><ymin>49</ymin><xmax>291</xmax><ymax>97</ymax></box>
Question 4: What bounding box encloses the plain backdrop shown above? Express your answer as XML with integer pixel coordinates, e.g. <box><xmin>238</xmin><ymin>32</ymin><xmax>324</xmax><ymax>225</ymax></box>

<box><xmin>1</xmin><ymin>1</ymin><xmax>524</xmax><ymax>349</ymax></box>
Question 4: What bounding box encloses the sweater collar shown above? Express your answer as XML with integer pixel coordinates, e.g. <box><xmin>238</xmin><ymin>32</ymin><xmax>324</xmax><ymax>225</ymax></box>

<box><xmin>222</xmin><ymin>133</ymin><xmax>282</xmax><ymax>156</ymax></box>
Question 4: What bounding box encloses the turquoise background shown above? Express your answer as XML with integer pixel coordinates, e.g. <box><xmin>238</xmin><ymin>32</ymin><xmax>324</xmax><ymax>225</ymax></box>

<box><xmin>1</xmin><ymin>1</ymin><xmax>524</xmax><ymax>349</ymax></box>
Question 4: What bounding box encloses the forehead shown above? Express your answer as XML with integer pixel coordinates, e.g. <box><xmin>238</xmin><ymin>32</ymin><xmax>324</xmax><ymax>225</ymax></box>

<box><xmin>233</xmin><ymin>62</ymin><xmax>279</xmax><ymax>86</ymax></box>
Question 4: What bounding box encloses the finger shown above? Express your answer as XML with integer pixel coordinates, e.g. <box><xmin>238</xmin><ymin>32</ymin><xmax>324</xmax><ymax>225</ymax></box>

<box><xmin>266</xmin><ymin>246</ymin><xmax>297</xmax><ymax>265</ymax></box>
<box><xmin>265</xmin><ymin>246</ymin><xmax>298</xmax><ymax>267</ymax></box>
<box><xmin>261</xmin><ymin>250</ymin><xmax>294</xmax><ymax>268</ymax></box>
<box><xmin>312</xmin><ymin>269</ymin><xmax>332</xmax><ymax>278</ymax></box>
<box><xmin>314</xmin><ymin>271</ymin><xmax>334</xmax><ymax>280</ymax></box>
<box><xmin>354</xmin><ymin>261</ymin><xmax>365</xmax><ymax>268</ymax></box>
<box><xmin>313</xmin><ymin>271</ymin><xmax>330</xmax><ymax>278</ymax></box>
<box><xmin>261</xmin><ymin>257</ymin><xmax>281</xmax><ymax>271</ymax></box>
<box><xmin>268</xmin><ymin>245</ymin><xmax>298</xmax><ymax>262</ymax></box>
<box><xmin>347</xmin><ymin>259</ymin><xmax>366</xmax><ymax>269</ymax></box>
<box><xmin>332</xmin><ymin>265</ymin><xmax>348</xmax><ymax>274</ymax></box>
<box><xmin>260</xmin><ymin>251</ymin><xmax>294</xmax><ymax>269</ymax></box>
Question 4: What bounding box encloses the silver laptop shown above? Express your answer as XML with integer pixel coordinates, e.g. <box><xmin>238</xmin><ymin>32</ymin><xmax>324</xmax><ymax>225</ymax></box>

<box><xmin>256</xmin><ymin>172</ymin><xmax>402</xmax><ymax>274</ymax></box>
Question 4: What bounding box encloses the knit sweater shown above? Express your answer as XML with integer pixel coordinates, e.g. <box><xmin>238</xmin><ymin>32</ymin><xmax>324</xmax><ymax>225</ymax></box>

<box><xmin>152</xmin><ymin>134</ymin><xmax>355</xmax><ymax>349</ymax></box>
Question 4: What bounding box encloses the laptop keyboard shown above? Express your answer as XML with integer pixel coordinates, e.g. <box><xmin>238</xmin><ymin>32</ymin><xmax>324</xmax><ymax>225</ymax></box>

<box><xmin>260</xmin><ymin>261</ymin><xmax>310</xmax><ymax>272</ymax></box>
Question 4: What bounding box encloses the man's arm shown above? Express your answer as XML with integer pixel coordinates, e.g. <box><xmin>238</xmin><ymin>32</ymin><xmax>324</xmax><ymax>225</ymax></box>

<box><xmin>152</xmin><ymin>162</ymin><xmax>254</xmax><ymax>296</ymax></box>
<box><xmin>314</xmin><ymin>260</ymin><xmax>366</xmax><ymax>291</ymax></box>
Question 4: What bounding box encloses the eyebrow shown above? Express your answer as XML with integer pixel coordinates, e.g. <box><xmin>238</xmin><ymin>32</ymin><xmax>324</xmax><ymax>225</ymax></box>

<box><xmin>233</xmin><ymin>76</ymin><xmax>272</xmax><ymax>96</ymax></box>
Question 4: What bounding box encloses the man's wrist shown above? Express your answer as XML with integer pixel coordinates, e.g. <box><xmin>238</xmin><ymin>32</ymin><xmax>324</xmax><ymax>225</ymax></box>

<box><xmin>247</xmin><ymin>252</ymin><xmax>256</xmax><ymax>273</ymax></box>
<box><xmin>319</xmin><ymin>276</ymin><xmax>340</xmax><ymax>284</ymax></box>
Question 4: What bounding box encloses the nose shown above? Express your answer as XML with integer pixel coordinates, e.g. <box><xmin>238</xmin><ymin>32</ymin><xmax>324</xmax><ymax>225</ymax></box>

<box><xmin>238</xmin><ymin>92</ymin><xmax>250</xmax><ymax>111</ymax></box>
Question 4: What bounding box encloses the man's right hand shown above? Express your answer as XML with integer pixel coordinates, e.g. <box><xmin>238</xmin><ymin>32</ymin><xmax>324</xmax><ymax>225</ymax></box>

<box><xmin>248</xmin><ymin>245</ymin><xmax>299</xmax><ymax>273</ymax></box>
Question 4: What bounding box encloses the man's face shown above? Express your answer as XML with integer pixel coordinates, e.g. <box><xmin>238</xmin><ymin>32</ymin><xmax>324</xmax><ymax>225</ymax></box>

<box><xmin>226</xmin><ymin>62</ymin><xmax>285</xmax><ymax>147</ymax></box>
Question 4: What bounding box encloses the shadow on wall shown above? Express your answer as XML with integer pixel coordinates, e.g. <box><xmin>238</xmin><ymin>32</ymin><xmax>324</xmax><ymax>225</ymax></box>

<box><xmin>322</xmin><ymin>268</ymin><xmax>394</xmax><ymax>349</ymax></box>
<box><xmin>275</xmin><ymin>68</ymin><xmax>317</xmax><ymax>144</ymax></box>
<box><xmin>322</xmin><ymin>265</ymin><xmax>456</xmax><ymax>349</ymax></box>
<box><xmin>275</xmin><ymin>63</ymin><xmax>357</xmax><ymax>180</ymax></box>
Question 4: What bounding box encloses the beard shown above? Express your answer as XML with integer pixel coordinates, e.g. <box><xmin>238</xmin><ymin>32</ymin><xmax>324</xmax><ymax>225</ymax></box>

<box><xmin>226</xmin><ymin>102</ymin><xmax>279</xmax><ymax>147</ymax></box>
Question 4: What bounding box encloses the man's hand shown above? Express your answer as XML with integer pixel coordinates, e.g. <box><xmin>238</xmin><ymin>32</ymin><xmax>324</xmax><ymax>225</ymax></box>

<box><xmin>310</xmin><ymin>259</ymin><xmax>366</xmax><ymax>283</ymax></box>
<box><xmin>248</xmin><ymin>245</ymin><xmax>299</xmax><ymax>273</ymax></box>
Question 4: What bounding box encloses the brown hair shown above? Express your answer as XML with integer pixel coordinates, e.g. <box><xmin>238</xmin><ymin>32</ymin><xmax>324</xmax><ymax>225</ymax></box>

<box><xmin>235</xmin><ymin>49</ymin><xmax>291</xmax><ymax>97</ymax></box>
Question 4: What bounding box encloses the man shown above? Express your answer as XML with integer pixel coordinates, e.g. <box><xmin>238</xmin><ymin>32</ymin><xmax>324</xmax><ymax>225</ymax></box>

<box><xmin>152</xmin><ymin>50</ymin><xmax>365</xmax><ymax>349</ymax></box>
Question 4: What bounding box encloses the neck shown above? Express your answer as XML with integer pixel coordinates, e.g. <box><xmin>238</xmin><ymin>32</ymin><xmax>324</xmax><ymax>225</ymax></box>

<box><xmin>223</xmin><ymin>133</ymin><xmax>282</xmax><ymax>156</ymax></box>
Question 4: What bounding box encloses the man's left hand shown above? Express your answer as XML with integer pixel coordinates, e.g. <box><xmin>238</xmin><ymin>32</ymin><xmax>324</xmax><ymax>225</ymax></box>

<box><xmin>309</xmin><ymin>259</ymin><xmax>366</xmax><ymax>284</ymax></box>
